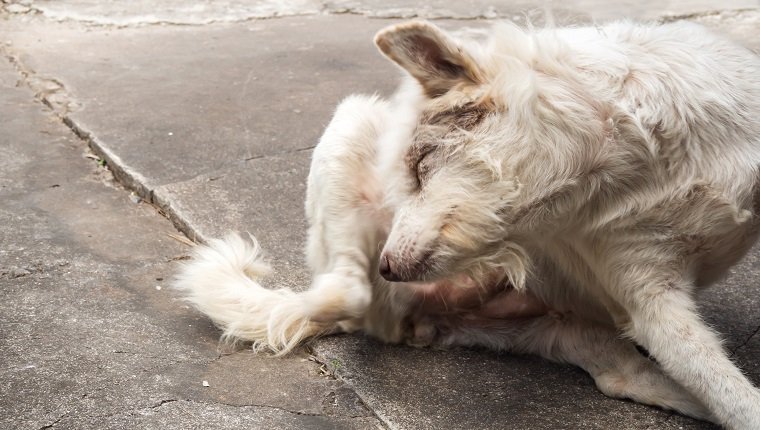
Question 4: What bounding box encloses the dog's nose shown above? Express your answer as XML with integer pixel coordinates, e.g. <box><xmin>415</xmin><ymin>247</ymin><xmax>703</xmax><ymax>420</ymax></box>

<box><xmin>379</xmin><ymin>254</ymin><xmax>402</xmax><ymax>282</ymax></box>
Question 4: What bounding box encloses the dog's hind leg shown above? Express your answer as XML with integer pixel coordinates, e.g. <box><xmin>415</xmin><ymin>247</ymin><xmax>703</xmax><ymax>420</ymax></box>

<box><xmin>424</xmin><ymin>312</ymin><xmax>712</xmax><ymax>421</ymax></box>
<box><xmin>176</xmin><ymin>95</ymin><xmax>391</xmax><ymax>354</ymax></box>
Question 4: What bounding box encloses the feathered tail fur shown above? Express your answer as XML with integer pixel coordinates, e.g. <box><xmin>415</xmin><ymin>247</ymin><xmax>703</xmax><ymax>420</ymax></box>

<box><xmin>174</xmin><ymin>233</ymin><xmax>331</xmax><ymax>355</ymax></box>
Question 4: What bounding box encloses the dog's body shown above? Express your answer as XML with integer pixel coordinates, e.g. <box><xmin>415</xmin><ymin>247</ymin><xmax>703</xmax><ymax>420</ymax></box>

<box><xmin>176</xmin><ymin>20</ymin><xmax>760</xmax><ymax>428</ymax></box>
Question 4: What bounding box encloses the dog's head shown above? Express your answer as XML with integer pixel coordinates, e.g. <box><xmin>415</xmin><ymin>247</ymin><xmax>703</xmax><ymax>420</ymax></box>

<box><xmin>374</xmin><ymin>21</ymin><xmax>532</xmax><ymax>285</ymax></box>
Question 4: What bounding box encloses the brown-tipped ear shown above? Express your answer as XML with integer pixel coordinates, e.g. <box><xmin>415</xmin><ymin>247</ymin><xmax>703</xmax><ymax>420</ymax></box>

<box><xmin>374</xmin><ymin>21</ymin><xmax>482</xmax><ymax>98</ymax></box>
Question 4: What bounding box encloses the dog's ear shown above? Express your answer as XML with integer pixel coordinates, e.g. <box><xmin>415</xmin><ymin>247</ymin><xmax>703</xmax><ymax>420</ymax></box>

<box><xmin>374</xmin><ymin>21</ymin><xmax>482</xmax><ymax>98</ymax></box>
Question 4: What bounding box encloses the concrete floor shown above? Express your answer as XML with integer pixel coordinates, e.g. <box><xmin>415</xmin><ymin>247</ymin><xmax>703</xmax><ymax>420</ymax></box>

<box><xmin>1</xmin><ymin>1</ymin><xmax>759</xmax><ymax>429</ymax></box>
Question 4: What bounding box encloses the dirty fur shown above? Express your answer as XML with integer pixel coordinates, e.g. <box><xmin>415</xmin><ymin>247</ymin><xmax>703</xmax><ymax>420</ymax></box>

<box><xmin>175</xmin><ymin>20</ymin><xmax>760</xmax><ymax>429</ymax></box>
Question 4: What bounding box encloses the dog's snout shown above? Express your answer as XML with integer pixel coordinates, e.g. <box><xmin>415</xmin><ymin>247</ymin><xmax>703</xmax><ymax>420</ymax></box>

<box><xmin>380</xmin><ymin>251</ymin><xmax>434</xmax><ymax>282</ymax></box>
<box><xmin>379</xmin><ymin>254</ymin><xmax>403</xmax><ymax>282</ymax></box>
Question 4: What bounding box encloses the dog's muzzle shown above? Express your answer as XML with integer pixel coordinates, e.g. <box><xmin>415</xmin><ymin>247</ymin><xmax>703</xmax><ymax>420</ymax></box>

<box><xmin>379</xmin><ymin>251</ymin><xmax>432</xmax><ymax>282</ymax></box>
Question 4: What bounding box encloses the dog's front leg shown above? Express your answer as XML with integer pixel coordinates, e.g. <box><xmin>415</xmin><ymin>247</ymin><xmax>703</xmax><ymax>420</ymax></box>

<box><xmin>300</xmin><ymin>95</ymin><xmax>392</xmax><ymax>330</ymax></box>
<box><xmin>588</xmin><ymin>249</ymin><xmax>760</xmax><ymax>429</ymax></box>
<box><xmin>175</xmin><ymin>95</ymin><xmax>393</xmax><ymax>354</ymax></box>
<box><xmin>623</xmin><ymin>284</ymin><xmax>758</xmax><ymax>429</ymax></box>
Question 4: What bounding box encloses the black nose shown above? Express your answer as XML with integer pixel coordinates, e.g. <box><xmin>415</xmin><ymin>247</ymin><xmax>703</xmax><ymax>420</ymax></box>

<box><xmin>379</xmin><ymin>254</ymin><xmax>402</xmax><ymax>282</ymax></box>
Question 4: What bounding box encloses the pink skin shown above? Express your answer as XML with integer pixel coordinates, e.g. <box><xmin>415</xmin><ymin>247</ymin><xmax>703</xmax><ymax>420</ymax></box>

<box><xmin>406</xmin><ymin>273</ymin><xmax>550</xmax><ymax>319</ymax></box>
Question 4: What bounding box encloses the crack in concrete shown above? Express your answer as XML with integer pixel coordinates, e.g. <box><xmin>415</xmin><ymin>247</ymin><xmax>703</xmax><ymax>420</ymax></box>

<box><xmin>1</xmin><ymin>1</ymin><xmax>508</xmax><ymax>28</ymax></box>
<box><xmin>730</xmin><ymin>324</ymin><xmax>760</xmax><ymax>357</ymax></box>
<box><xmin>211</xmin><ymin>400</ymin><xmax>323</xmax><ymax>417</ymax></box>
<box><xmin>37</xmin><ymin>412</ymin><xmax>67</xmax><ymax>430</ymax></box>
<box><xmin>658</xmin><ymin>7</ymin><xmax>758</xmax><ymax>23</ymax></box>
<box><xmin>0</xmin><ymin>52</ymin><xmax>160</xmax><ymax>224</ymax></box>
<box><xmin>16</xmin><ymin>11</ymin><xmax>320</xmax><ymax>29</ymax></box>
<box><xmin>148</xmin><ymin>398</ymin><xmax>180</xmax><ymax>410</ymax></box>
<box><xmin>309</xmin><ymin>346</ymin><xmax>396</xmax><ymax>430</ymax></box>
<box><xmin>61</xmin><ymin>117</ymin><xmax>155</xmax><ymax>201</ymax></box>
<box><xmin>295</xmin><ymin>145</ymin><xmax>318</xmax><ymax>152</ymax></box>
<box><xmin>1</xmin><ymin>1</ymin><xmax>41</xmax><ymax>16</ymax></box>
<box><xmin>2</xmin><ymin>0</ymin><xmax>319</xmax><ymax>26</ymax></box>
<box><xmin>0</xmin><ymin>259</ymin><xmax>70</xmax><ymax>280</ymax></box>
<box><xmin>0</xmin><ymin>45</ymin><xmax>79</xmax><ymax>116</ymax></box>
<box><xmin>34</xmin><ymin>397</ymin><xmax>379</xmax><ymax>427</ymax></box>
<box><xmin>8</xmin><ymin>0</ymin><xmax>758</xmax><ymax>29</ymax></box>
<box><xmin>129</xmin><ymin>397</ymin><xmax>368</xmax><ymax>420</ymax></box>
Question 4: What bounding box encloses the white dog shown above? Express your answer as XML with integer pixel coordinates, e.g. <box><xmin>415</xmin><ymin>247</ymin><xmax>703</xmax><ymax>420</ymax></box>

<box><xmin>175</xmin><ymin>20</ymin><xmax>760</xmax><ymax>428</ymax></box>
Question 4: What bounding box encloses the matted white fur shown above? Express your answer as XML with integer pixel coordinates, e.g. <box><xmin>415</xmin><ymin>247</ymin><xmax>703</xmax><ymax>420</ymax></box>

<box><xmin>176</xmin><ymin>19</ymin><xmax>760</xmax><ymax>429</ymax></box>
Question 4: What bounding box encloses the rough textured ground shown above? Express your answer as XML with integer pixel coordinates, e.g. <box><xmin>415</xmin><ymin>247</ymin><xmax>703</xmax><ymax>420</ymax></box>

<box><xmin>0</xmin><ymin>50</ymin><xmax>380</xmax><ymax>430</ymax></box>
<box><xmin>1</xmin><ymin>1</ymin><xmax>759</xmax><ymax>429</ymax></box>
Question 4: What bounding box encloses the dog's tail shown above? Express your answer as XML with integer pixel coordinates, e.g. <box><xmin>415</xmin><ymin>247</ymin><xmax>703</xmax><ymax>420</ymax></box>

<box><xmin>173</xmin><ymin>233</ymin><xmax>334</xmax><ymax>355</ymax></box>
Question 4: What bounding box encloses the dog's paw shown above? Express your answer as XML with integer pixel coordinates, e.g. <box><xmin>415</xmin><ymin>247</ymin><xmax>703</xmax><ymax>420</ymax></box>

<box><xmin>305</xmin><ymin>272</ymin><xmax>372</xmax><ymax>322</ymax></box>
<box><xmin>405</xmin><ymin>316</ymin><xmax>438</xmax><ymax>347</ymax></box>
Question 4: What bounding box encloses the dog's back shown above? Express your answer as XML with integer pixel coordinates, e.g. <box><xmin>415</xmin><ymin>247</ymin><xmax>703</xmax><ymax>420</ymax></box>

<box><xmin>535</xmin><ymin>22</ymin><xmax>760</xmax><ymax>285</ymax></box>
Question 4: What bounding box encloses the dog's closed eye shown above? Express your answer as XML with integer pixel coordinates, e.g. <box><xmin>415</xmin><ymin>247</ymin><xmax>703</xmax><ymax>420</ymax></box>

<box><xmin>414</xmin><ymin>150</ymin><xmax>435</xmax><ymax>188</ymax></box>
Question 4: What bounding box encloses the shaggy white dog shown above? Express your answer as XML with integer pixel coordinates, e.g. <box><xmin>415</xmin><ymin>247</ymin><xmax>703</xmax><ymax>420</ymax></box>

<box><xmin>175</xmin><ymin>20</ymin><xmax>760</xmax><ymax>428</ymax></box>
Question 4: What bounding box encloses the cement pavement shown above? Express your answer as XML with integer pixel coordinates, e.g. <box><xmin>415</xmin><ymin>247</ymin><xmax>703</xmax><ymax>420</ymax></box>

<box><xmin>2</xmin><ymin>1</ymin><xmax>759</xmax><ymax>429</ymax></box>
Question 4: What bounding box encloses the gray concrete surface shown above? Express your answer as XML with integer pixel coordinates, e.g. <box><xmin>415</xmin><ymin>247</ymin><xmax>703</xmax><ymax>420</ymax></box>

<box><xmin>1</xmin><ymin>1</ymin><xmax>759</xmax><ymax>429</ymax></box>
<box><xmin>0</xmin><ymin>46</ymin><xmax>380</xmax><ymax>430</ymax></box>
<box><xmin>5</xmin><ymin>0</ymin><xmax>759</xmax><ymax>23</ymax></box>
